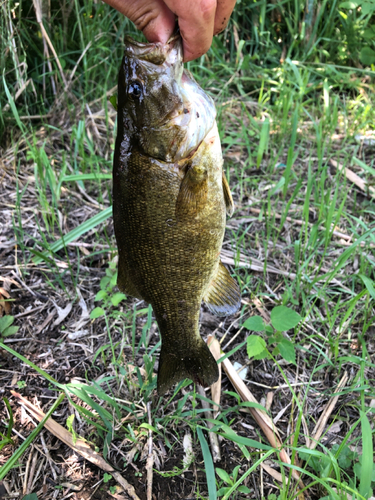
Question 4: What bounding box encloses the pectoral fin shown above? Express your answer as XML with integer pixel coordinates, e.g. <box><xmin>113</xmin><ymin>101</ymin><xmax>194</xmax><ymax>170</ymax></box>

<box><xmin>176</xmin><ymin>164</ymin><xmax>208</xmax><ymax>218</ymax></box>
<box><xmin>222</xmin><ymin>172</ymin><xmax>234</xmax><ymax>217</ymax></box>
<box><xmin>203</xmin><ymin>261</ymin><xmax>241</xmax><ymax>316</ymax></box>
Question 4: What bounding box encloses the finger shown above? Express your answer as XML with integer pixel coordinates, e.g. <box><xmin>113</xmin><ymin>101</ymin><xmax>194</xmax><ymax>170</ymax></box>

<box><xmin>214</xmin><ymin>0</ymin><xmax>236</xmax><ymax>34</ymax></box>
<box><xmin>164</xmin><ymin>0</ymin><xmax>217</xmax><ymax>62</ymax></box>
<box><xmin>102</xmin><ymin>0</ymin><xmax>176</xmax><ymax>43</ymax></box>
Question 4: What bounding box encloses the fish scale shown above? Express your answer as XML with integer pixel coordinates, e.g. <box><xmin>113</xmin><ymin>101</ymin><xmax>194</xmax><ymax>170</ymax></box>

<box><xmin>113</xmin><ymin>35</ymin><xmax>241</xmax><ymax>395</ymax></box>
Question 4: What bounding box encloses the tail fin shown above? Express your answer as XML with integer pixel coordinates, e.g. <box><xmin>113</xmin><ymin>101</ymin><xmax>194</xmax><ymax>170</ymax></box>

<box><xmin>157</xmin><ymin>337</ymin><xmax>219</xmax><ymax>395</ymax></box>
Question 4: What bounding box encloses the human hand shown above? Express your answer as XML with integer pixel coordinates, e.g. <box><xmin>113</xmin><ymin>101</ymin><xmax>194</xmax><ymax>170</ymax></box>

<box><xmin>102</xmin><ymin>0</ymin><xmax>236</xmax><ymax>62</ymax></box>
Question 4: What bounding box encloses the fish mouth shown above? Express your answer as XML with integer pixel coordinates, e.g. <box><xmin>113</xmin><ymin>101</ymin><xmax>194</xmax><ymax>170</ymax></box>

<box><xmin>124</xmin><ymin>34</ymin><xmax>182</xmax><ymax>66</ymax></box>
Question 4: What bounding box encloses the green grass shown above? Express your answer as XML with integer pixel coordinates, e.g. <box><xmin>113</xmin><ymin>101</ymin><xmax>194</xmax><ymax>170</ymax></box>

<box><xmin>1</xmin><ymin>0</ymin><xmax>375</xmax><ymax>498</ymax></box>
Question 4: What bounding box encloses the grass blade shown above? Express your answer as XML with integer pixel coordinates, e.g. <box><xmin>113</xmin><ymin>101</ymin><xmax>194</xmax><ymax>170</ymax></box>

<box><xmin>32</xmin><ymin>206</ymin><xmax>112</xmax><ymax>264</ymax></box>
<box><xmin>359</xmin><ymin>411</ymin><xmax>373</xmax><ymax>498</ymax></box>
<box><xmin>221</xmin><ymin>449</ymin><xmax>274</xmax><ymax>500</ymax></box>
<box><xmin>256</xmin><ymin>118</ymin><xmax>270</xmax><ymax>168</ymax></box>
<box><xmin>197</xmin><ymin>426</ymin><xmax>217</xmax><ymax>500</ymax></box>
<box><xmin>62</xmin><ymin>173</ymin><xmax>112</xmax><ymax>182</ymax></box>
<box><xmin>2</xmin><ymin>75</ymin><xmax>27</xmax><ymax>134</ymax></box>
<box><xmin>0</xmin><ymin>342</ymin><xmax>62</xmax><ymax>388</ymax></box>
<box><xmin>0</xmin><ymin>392</ymin><xmax>65</xmax><ymax>480</ymax></box>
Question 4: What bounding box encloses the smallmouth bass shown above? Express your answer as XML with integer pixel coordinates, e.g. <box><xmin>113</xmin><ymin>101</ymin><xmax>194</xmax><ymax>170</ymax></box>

<box><xmin>113</xmin><ymin>35</ymin><xmax>240</xmax><ymax>395</ymax></box>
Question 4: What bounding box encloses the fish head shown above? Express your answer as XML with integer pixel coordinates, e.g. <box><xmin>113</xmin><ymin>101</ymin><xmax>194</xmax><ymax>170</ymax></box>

<box><xmin>119</xmin><ymin>35</ymin><xmax>216</xmax><ymax>162</ymax></box>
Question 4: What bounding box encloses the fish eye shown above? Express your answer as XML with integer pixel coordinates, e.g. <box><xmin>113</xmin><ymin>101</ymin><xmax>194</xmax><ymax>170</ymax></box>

<box><xmin>128</xmin><ymin>80</ymin><xmax>143</xmax><ymax>99</ymax></box>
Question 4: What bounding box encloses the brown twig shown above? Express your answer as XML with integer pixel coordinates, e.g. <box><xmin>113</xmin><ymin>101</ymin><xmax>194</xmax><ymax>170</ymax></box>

<box><xmin>26</xmin><ymin>451</ymin><xmax>39</xmax><ymax>495</ymax></box>
<box><xmin>23</xmin><ymin>449</ymin><xmax>33</xmax><ymax>495</ymax></box>
<box><xmin>29</xmin><ymin>456</ymin><xmax>46</xmax><ymax>493</ymax></box>
<box><xmin>40</xmin><ymin>432</ymin><xmax>58</xmax><ymax>480</ymax></box>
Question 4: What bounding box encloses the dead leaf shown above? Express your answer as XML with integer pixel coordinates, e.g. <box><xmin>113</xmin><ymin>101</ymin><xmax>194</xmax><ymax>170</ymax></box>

<box><xmin>328</xmin><ymin>421</ymin><xmax>343</xmax><ymax>434</ymax></box>
<box><xmin>0</xmin><ymin>277</ymin><xmax>17</xmax><ymax>316</ymax></box>
<box><xmin>68</xmin><ymin>329</ymin><xmax>89</xmax><ymax>340</ymax></box>
<box><xmin>108</xmin><ymin>485</ymin><xmax>128</xmax><ymax>499</ymax></box>
<box><xmin>0</xmin><ymin>286</ymin><xmax>11</xmax><ymax>316</ymax></box>
<box><xmin>35</xmin><ymin>310</ymin><xmax>55</xmax><ymax>335</ymax></box>
<box><xmin>53</xmin><ymin>301</ymin><xmax>73</xmax><ymax>326</ymax></box>
<box><xmin>69</xmin><ymin>288</ymin><xmax>90</xmax><ymax>331</ymax></box>
<box><xmin>261</xmin><ymin>463</ymin><xmax>289</xmax><ymax>484</ymax></box>
<box><xmin>60</xmin><ymin>482</ymin><xmax>82</xmax><ymax>492</ymax></box>
<box><xmin>330</xmin><ymin>159</ymin><xmax>375</xmax><ymax>198</ymax></box>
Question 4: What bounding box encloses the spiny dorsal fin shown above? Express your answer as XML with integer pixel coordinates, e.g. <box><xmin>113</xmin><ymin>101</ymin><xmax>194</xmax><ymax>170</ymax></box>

<box><xmin>203</xmin><ymin>261</ymin><xmax>241</xmax><ymax>316</ymax></box>
<box><xmin>222</xmin><ymin>171</ymin><xmax>234</xmax><ymax>217</ymax></box>
<box><xmin>176</xmin><ymin>164</ymin><xmax>208</xmax><ymax>219</ymax></box>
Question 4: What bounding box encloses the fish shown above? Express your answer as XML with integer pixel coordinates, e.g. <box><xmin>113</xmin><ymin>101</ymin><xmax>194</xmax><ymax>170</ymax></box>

<box><xmin>113</xmin><ymin>34</ymin><xmax>241</xmax><ymax>395</ymax></box>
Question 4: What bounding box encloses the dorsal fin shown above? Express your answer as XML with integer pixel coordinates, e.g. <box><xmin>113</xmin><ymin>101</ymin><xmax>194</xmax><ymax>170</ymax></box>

<box><xmin>203</xmin><ymin>261</ymin><xmax>241</xmax><ymax>316</ymax></box>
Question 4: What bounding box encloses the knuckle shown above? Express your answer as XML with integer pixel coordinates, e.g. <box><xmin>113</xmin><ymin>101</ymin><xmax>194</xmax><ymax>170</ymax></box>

<box><xmin>132</xmin><ymin>6</ymin><xmax>158</xmax><ymax>32</ymax></box>
<box><xmin>199</xmin><ymin>0</ymin><xmax>216</xmax><ymax>21</ymax></box>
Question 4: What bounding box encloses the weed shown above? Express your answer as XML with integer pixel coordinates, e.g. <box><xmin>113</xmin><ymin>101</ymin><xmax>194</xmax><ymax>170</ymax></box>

<box><xmin>103</xmin><ymin>472</ymin><xmax>112</xmax><ymax>483</ymax></box>
<box><xmin>243</xmin><ymin>305</ymin><xmax>302</xmax><ymax>365</ymax></box>
<box><xmin>216</xmin><ymin>465</ymin><xmax>251</xmax><ymax>498</ymax></box>
<box><xmin>0</xmin><ymin>316</ymin><xmax>19</xmax><ymax>340</ymax></box>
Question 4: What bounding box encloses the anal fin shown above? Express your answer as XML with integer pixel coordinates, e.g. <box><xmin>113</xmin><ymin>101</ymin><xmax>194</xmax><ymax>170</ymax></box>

<box><xmin>203</xmin><ymin>261</ymin><xmax>241</xmax><ymax>316</ymax></box>
<box><xmin>222</xmin><ymin>172</ymin><xmax>234</xmax><ymax>217</ymax></box>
